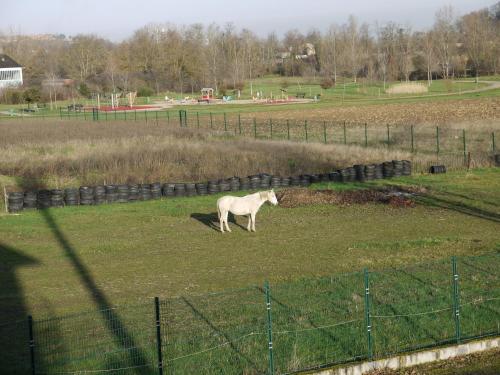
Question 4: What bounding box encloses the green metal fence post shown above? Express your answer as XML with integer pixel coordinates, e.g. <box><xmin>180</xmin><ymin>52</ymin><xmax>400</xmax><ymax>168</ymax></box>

<box><xmin>323</xmin><ymin>121</ymin><xmax>327</xmax><ymax>144</ymax></box>
<box><xmin>411</xmin><ymin>125</ymin><xmax>415</xmax><ymax>153</ymax></box>
<box><xmin>265</xmin><ymin>281</ymin><xmax>275</xmax><ymax>375</ymax></box>
<box><xmin>166</xmin><ymin>110</ymin><xmax>169</xmax><ymax>125</ymax></box>
<box><xmin>209</xmin><ymin>112</ymin><xmax>213</xmax><ymax>129</ymax></box>
<box><xmin>224</xmin><ymin>112</ymin><xmax>227</xmax><ymax>131</ymax></box>
<box><xmin>238</xmin><ymin>113</ymin><xmax>242</xmax><ymax>134</ymax></box>
<box><xmin>287</xmin><ymin>120</ymin><xmax>290</xmax><ymax>140</ymax></box>
<box><xmin>364</xmin><ymin>269</ymin><xmax>373</xmax><ymax>360</ymax></box>
<box><xmin>304</xmin><ymin>120</ymin><xmax>308</xmax><ymax>142</ymax></box>
<box><xmin>492</xmin><ymin>132</ymin><xmax>496</xmax><ymax>153</ymax></box>
<box><xmin>254</xmin><ymin>118</ymin><xmax>257</xmax><ymax>139</ymax></box>
<box><xmin>105</xmin><ymin>110</ymin><xmax>108</xmax><ymax>122</ymax></box>
<box><xmin>134</xmin><ymin>110</ymin><xmax>137</xmax><ymax>121</ymax></box>
<box><xmin>28</xmin><ymin>315</ymin><xmax>35</xmax><ymax>375</ymax></box>
<box><xmin>115</xmin><ymin>109</ymin><xmax>117</xmax><ymax>121</ymax></box>
<box><xmin>386</xmin><ymin>124</ymin><xmax>390</xmax><ymax>147</ymax></box>
<box><xmin>197</xmin><ymin>112</ymin><xmax>200</xmax><ymax>129</ymax></box>
<box><xmin>270</xmin><ymin>119</ymin><xmax>273</xmax><ymax>139</ymax></box>
<box><xmin>145</xmin><ymin>110</ymin><xmax>148</xmax><ymax>123</ymax></box>
<box><xmin>124</xmin><ymin>110</ymin><xmax>127</xmax><ymax>121</ymax></box>
<box><xmin>154</xmin><ymin>297</ymin><xmax>164</xmax><ymax>375</ymax></box>
<box><xmin>343</xmin><ymin>121</ymin><xmax>347</xmax><ymax>144</ymax></box>
<box><xmin>84</xmin><ymin>108</ymin><xmax>87</xmax><ymax>121</ymax></box>
<box><xmin>436</xmin><ymin>126</ymin><xmax>440</xmax><ymax>156</ymax></box>
<box><xmin>155</xmin><ymin>110</ymin><xmax>158</xmax><ymax>125</ymax></box>
<box><xmin>452</xmin><ymin>257</ymin><xmax>461</xmax><ymax>344</ymax></box>
<box><xmin>364</xmin><ymin>123</ymin><xmax>368</xmax><ymax>147</ymax></box>
<box><xmin>59</xmin><ymin>107</ymin><xmax>62</xmax><ymax>119</ymax></box>
<box><xmin>463</xmin><ymin>129</ymin><xmax>467</xmax><ymax>166</ymax></box>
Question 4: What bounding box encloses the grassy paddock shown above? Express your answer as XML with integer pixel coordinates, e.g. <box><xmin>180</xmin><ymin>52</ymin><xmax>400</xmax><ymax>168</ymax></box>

<box><xmin>0</xmin><ymin>169</ymin><xmax>499</xmax><ymax>374</ymax></box>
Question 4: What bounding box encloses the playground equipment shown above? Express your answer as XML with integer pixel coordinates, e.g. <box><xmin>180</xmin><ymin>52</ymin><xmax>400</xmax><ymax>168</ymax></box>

<box><xmin>200</xmin><ymin>88</ymin><xmax>214</xmax><ymax>103</ymax></box>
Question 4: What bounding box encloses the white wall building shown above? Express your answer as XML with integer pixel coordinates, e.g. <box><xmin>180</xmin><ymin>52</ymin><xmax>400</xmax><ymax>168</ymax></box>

<box><xmin>0</xmin><ymin>54</ymin><xmax>23</xmax><ymax>89</ymax></box>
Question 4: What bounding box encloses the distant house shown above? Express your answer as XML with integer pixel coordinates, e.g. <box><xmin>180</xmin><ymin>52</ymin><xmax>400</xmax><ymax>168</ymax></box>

<box><xmin>0</xmin><ymin>54</ymin><xmax>23</xmax><ymax>89</ymax></box>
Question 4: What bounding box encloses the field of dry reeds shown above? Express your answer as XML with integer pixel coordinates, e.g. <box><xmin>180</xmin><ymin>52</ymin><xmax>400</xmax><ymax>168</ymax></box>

<box><xmin>0</xmin><ymin>118</ymin><xmax>496</xmax><ymax>198</ymax></box>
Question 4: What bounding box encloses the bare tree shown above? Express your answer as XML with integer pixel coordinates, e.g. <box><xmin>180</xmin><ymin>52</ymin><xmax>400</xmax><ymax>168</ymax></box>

<box><xmin>433</xmin><ymin>6</ymin><xmax>457</xmax><ymax>79</ymax></box>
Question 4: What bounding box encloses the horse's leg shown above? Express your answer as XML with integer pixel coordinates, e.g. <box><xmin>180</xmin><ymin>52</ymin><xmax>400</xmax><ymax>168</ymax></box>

<box><xmin>219</xmin><ymin>208</ymin><xmax>225</xmax><ymax>233</ymax></box>
<box><xmin>251</xmin><ymin>212</ymin><xmax>256</xmax><ymax>232</ymax></box>
<box><xmin>247</xmin><ymin>214</ymin><xmax>252</xmax><ymax>232</ymax></box>
<box><xmin>224</xmin><ymin>211</ymin><xmax>231</xmax><ymax>232</ymax></box>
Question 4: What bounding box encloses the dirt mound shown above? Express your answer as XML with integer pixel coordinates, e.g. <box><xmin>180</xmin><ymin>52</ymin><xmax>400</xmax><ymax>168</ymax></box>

<box><xmin>276</xmin><ymin>188</ymin><xmax>415</xmax><ymax>208</ymax></box>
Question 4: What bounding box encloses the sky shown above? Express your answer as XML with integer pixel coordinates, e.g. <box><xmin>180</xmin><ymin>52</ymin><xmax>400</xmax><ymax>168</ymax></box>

<box><xmin>1</xmin><ymin>0</ymin><xmax>495</xmax><ymax>41</ymax></box>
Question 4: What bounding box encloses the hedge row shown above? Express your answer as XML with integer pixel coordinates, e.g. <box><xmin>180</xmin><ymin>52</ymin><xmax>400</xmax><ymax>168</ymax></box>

<box><xmin>6</xmin><ymin>160</ymin><xmax>412</xmax><ymax>212</ymax></box>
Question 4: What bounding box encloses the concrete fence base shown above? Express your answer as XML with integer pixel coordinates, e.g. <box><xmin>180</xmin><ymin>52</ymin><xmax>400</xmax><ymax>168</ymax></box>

<box><xmin>314</xmin><ymin>337</ymin><xmax>500</xmax><ymax>375</ymax></box>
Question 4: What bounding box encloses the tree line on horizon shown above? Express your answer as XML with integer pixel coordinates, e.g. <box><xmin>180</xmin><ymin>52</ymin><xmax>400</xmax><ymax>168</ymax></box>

<box><xmin>0</xmin><ymin>3</ymin><xmax>499</xmax><ymax>102</ymax></box>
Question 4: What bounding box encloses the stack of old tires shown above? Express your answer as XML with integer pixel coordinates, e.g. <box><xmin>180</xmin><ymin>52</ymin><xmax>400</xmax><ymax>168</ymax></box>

<box><xmin>80</xmin><ymin>186</ymin><xmax>94</xmax><ymax>205</ymax></box>
<box><xmin>185</xmin><ymin>183</ymin><xmax>197</xmax><ymax>197</ymax></box>
<box><xmin>392</xmin><ymin>160</ymin><xmax>404</xmax><ymax>177</ymax></box>
<box><xmin>260</xmin><ymin>174</ymin><xmax>271</xmax><ymax>188</ymax></box>
<box><xmin>249</xmin><ymin>175</ymin><xmax>260</xmax><ymax>190</ymax></box>
<box><xmin>196</xmin><ymin>183</ymin><xmax>208</xmax><ymax>195</ymax></box>
<box><xmin>7</xmin><ymin>192</ymin><xmax>24</xmax><ymax>213</ymax></box>
<box><xmin>94</xmin><ymin>186</ymin><xmax>106</xmax><ymax>205</ymax></box>
<box><xmin>290</xmin><ymin>176</ymin><xmax>301</xmax><ymax>186</ymax></box>
<box><xmin>105</xmin><ymin>185</ymin><xmax>117</xmax><ymax>203</ymax></box>
<box><xmin>23</xmin><ymin>191</ymin><xmax>37</xmax><ymax>209</ymax></box>
<box><xmin>218</xmin><ymin>179</ymin><xmax>230</xmax><ymax>192</ymax></box>
<box><xmin>64</xmin><ymin>188</ymin><xmax>79</xmax><ymax>206</ymax></box>
<box><xmin>174</xmin><ymin>183</ymin><xmax>186</xmax><ymax>197</ymax></box>
<box><xmin>117</xmin><ymin>185</ymin><xmax>129</xmax><ymax>202</ymax></box>
<box><xmin>208</xmin><ymin>180</ymin><xmax>219</xmax><ymax>194</ymax></box>
<box><xmin>37</xmin><ymin>190</ymin><xmax>52</xmax><ymax>209</ymax></box>
<box><xmin>430</xmin><ymin>165</ymin><xmax>446</xmax><ymax>174</ymax></box>
<box><xmin>49</xmin><ymin>189</ymin><xmax>64</xmax><ymax>208</ymax></box>
<box><xmin>382</xmin><ymin>162</ymin><xmax>394</xmax><ymax>178</ymax></box>
<box><xmin>162</xmin><ymin>183</ymin><xmax>175</xmax><ymax>197</ymax></box>
<box><xmin>281</xmin><ymin>177</ymin><xmax>291</xmax><ymax>187</ymax></box>
<box><xmin>139</xmin><ymin>184</ymin><xmax>152</xmax><ymax>201</ymax></box>
<box><xmin>271</xmin><ymin>176</ymin><xmax>281</xmax><ymax>188</ymax></box>
<box><xmin>402</xmin><ymin>160</ymin><xmax>412</xmax><ymax>176</ymax></box>
<box><xmin>128</xmin><ymin>184</ymin><xmax>139</xmax><ymax>202</ymax></box>
<box><xmin>354</xmin><ymin>165</ymin><xmax>366</xmax><ymax>182</ymax></box>
<box><xmin>228</xmin><ymin>177</ymin><xmax>239</xmax><ymax>191</ymax></box>
<box><xmin>239</xmin><ymin>177</ymin><xmax>250</xmax><ymax>190</ymax></box>
<box><xmin>328</xmin><ymin>172</ymin><xmax>341</xmax><ymax>182</ymax></box>
<box><xmin>364</xmin><ymin>165</ymin><xmax>376</xmax><ymax>181</ymax></box>
<box><xmin>300</xmin><ymin>175</ymin><xmax>311</xmax><ymax>186</ymax></box>
<box><xmin>151</xmin><ymin>183</ymin><xmax>162</xmax><ymax>199</ymax></box>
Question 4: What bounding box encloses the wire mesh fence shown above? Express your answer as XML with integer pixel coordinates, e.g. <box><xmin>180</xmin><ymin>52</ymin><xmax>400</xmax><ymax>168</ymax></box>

<box><xmin>1</xmin><ymin>110</ymin><xmax>497</xmax><ymax>166</ymax></box>
<box><xmin>2</xmin><ymin>252</ymin><xmax>499</xmax><ymax>374</ymax></box>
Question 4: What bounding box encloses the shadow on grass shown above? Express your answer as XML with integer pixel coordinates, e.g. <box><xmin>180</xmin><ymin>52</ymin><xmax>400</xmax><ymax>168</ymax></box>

<box><xmin>190</xmin><ymin>212</ymin><xmax>248</xmax><ymax>232</ymax></box>
<box><xmin>0</xmin><ymin>243</ymin><xmax>40</xmax><ymax>375</ymax></box>
<box><xmin>416</xmin><ymin>193</ymin><xmax>500</xmax><ymax>223</ymax></box>
<box><xmin>37</xmin><ymin>208</ymin><xmax>154</xmax><ymax>374</ymax></box>
<box><xmin>180</xmin><ymin>296</ymin><xmax>261</xmax><ymax>372</ymax></box>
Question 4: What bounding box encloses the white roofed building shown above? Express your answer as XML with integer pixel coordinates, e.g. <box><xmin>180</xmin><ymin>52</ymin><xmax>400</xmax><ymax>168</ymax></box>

<box><xmin>0</xmin><ymin>54</ymin><xmax>23</xmax><ymax>89</ymax></box>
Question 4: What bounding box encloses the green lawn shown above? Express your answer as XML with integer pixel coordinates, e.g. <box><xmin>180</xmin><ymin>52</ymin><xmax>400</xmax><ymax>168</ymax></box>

<box><xmin>0</xmin><ymin>75</ymin><xmax>497</xmax><ymax>119</ymax></box>
<box><xmin>0</xmin><ymin>169</ymin><xmax>499</xmax><ymax>374</ymax></box>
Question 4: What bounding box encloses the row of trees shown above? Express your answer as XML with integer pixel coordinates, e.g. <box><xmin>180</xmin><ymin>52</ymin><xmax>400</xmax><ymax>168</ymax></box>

<box><xmin>1</xmin><ymin>3</ymin><xmax>498</xmax><ymax>97</ymax></box>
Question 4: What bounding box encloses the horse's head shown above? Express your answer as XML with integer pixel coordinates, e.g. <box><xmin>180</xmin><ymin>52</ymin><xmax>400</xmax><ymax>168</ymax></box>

<box><xmin>268</xmin><ymin>189</ymin><xmax>278</xmax><ymax>206</ymax></box>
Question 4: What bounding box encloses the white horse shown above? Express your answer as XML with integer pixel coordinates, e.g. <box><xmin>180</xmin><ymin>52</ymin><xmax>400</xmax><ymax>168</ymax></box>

<box><xmin>217</xmin><ymin>190</ymin><xmax>278</xmax><ymax>233</ymax></box>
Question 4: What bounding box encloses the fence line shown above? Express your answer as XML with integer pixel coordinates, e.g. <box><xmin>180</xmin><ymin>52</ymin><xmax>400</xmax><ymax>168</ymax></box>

<box><xmin>1</xmin><ymin>252</ymin><xmax>498</xmax><ymax>374</ymax></box>
<box><xmin>1</xmin><ymin>109</ymin><xmax>498</xmax><ymax>159</ymax></box>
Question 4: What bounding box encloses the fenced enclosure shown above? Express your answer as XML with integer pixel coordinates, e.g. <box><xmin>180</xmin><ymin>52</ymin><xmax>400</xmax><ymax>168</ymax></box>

<box><xmin>2</xmin><ymin>109</ymin><xmax>497</xmax><ymax>172</ymax></box>
<box><xmin>2</xmin><ymin>252</ymin><xmax>499</xmax><ymax>374</ymax></box>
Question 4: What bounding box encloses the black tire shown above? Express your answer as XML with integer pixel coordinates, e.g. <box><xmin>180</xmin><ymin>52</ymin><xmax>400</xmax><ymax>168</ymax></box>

<box><xmin>24</xmin><ymin>191</ymin><xmax>38</xmax><ymax>209</ymax></box>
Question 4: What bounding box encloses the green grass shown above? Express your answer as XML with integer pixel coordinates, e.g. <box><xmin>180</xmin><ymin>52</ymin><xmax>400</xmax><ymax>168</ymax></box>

<box><xmin>0</xmin><ymin>75</ymin><xmax>498</xmax><ymax>120</ymax></box>
<box><xmin>0</xmin><ymin>169</ymin><xmax>499</xmax><ymax>374</ymax></box>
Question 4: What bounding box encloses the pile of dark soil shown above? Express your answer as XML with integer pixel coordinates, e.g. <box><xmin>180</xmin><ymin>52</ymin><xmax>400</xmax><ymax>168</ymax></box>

<box><xmin>276</xmin><ymin>188</ymin><xmax>416</xmax><ymax>208</ymax></box>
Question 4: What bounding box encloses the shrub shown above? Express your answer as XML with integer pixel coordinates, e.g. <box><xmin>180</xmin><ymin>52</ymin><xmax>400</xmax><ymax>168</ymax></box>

<box><xmin>137</xmin><ymin>87</ymin><xmax>154</xmax><ymax>97</ymax></box>
<box><xmin>1</xmin><ymin>88</ymin><xmax>24</xmax><ymax>104</ymax></box>
<box><xmin>23</xmin><ymin>88</ymin><xmax>41</xmax><ymax>106</ymax></box>
<box><xmin>320</xmin><ymin>77</ymin><xmax>335</xmax><ymax>89</ymax></box>
<box><xmin>78</xmin><ymin>83</ymin><xmax>90</xmax><ymax>98</ymax></box>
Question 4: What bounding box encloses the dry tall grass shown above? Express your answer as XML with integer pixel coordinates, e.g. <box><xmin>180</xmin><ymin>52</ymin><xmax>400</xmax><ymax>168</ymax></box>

<box><xmin>0</xmin><ymin>120</ymin><xmax>418</xmax><ymax>189</ymax></box>
<box><xmin>0</xmin><ymin>120</ymin><xmax>495</xmax><ymax>194</ymax></box>
<box><xmin>386</xmin><ymin>82</ymin><xmax>428</xmax><ymax>94</ymax></box>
